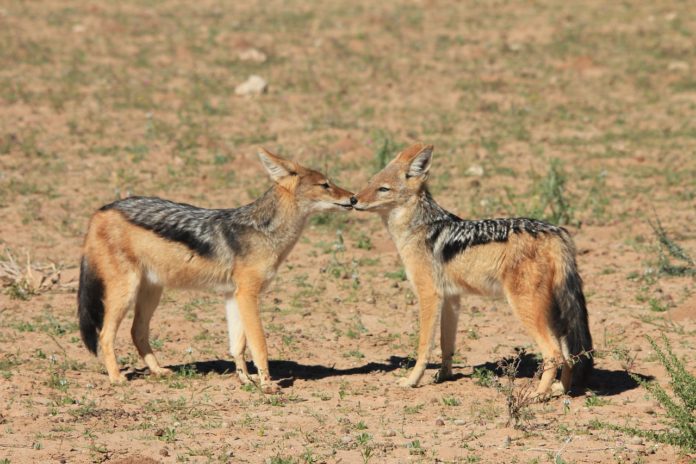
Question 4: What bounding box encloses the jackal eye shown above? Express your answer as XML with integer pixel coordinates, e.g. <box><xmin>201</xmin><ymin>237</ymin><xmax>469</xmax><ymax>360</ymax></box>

<box><xmin>319</xmin><ymin>182</ymin><xmax>330</xmax><ymax>189</ymax></box>
<box><xmin>378</xmin><ymin>186</ymin><xmax>391</xmax><ymax>192</ymax></box>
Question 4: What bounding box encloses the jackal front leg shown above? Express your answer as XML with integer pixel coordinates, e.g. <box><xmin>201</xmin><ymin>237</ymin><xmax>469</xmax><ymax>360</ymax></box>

<box><xmin>401</xmin><ymin>284</ymin><xmax>442</xmax><ymax>388</ymax></box>
<box><xmin>435</xmin><ymin>295</ymin><xmax>460</xmax><ymax>383</ymax></box>
<box><xmin>235</xmin><ymin>280</ymin><xmax>279</xmax><ymax>394</ymax></box>
<box><xmin>225</xmin><ymin>295</ymin><xmax>252</xmax><ymax>386</ymax></box>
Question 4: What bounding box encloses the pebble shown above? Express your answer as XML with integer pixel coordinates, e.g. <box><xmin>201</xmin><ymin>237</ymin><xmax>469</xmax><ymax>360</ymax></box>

<box><xmin>160</xmin><ymin>448</ymin><xmax>170</xmax><ymax>457</ymax></box>
<box><xmin>668</xmin><ymin>61</ymin><xmax>689</xmax><ymax>72</ymax></box>
<box><xmin>341</xmin><ymin>435</ymin><xmax>352</xmax><ymax>444</ymax></box>
<box><xmin>366</xmin><ymin>297</ymin><xmax>376</xmax><ymax>304</ymax></box>
<box><xmin>383</xmin><ymin>429</ymin><xmax>397</xmax><ymax>437</ymax></box>
<box><xmin>154</xmin><ymin>428</ymin><xmax>164</xmax><ymax>437</ymax></box>
<box><xmin>453</xmin><ymin>419</ymin><xmax>466</xmax><ymax>426</ymax></box>
<box><xmin>503</xmin><ymin>436</ymin><xmax>511</xmax><ymax>448</ymax></box>
<box><xmin>435</xmin><ymin>417</ymin><xmax>445</xmax><ymax>426</ymax></box>
<box><xmin>630</xmin><ymin>436</ymin><xmax>644</xmax><ymax>445</ymax></box>
<box><xmin>465</xmin><ymin>164</ymin><xmax>485</xmax><ymax>177</ymax></box>
<box><xmin>234</xmin><ymin>75</ymin><xmax>268</xmax><ymax>96</ymax></box>
<box><xmin>238</xmin><ymin>48</ymin><xmax>267</xmax><ymax>63</ymax></box>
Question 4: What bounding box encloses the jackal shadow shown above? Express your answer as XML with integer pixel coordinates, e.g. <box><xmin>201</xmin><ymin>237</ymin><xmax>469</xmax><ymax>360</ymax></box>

<box><xmin>473</xmin><ymin>351</ymin><xmax>652</xmax><ymax>397</ymax></box>
<box><xmin>127</xmin><ymin>353</ymin><xmax>649</xmax><ymax>395</ymax></box>
<box><xmin>127</xmin><ymin>357</ymin><xmax>409</xmax><ymax>387</ymax></box>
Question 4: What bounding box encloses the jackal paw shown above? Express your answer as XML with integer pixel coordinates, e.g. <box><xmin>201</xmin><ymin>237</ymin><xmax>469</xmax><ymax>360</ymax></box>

<box><xmin>434</xmin><ymin>368</ymin><xmax>453</xmax><ymax>384</ymax></box>
<box><xmin>151</xmin><ymin>367</ymin><xmax>174</xmax><ymax>377</ymax></box>
<box><xmin>399</xmin><ymin>377</ymin><xmax>418</xmax><ymax>388</ymax></box>
<box><xmin>260</xmin><ymin>382</ymin><xmax>281</xmax><ymax>394</ymax></box>
<box><xmin>109</xmin><ymin>373</ymin><xmax>128</xmax><ymax>385</ymax></box>
<box><xmin>551</xmin><ymin>381</ymin><xmax>567</xmax><ymax>395</ymax></box>
<box><xmin>236</xmin><ymin>371</ymin><xmax>254</xmax><ymax>385</ymax></box>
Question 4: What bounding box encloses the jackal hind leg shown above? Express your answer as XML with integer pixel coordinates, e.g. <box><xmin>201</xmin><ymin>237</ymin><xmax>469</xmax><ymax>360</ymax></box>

<box><xmin>131</xmin><ymin>281</ymin><xmax>171</xmax><ymax>377</ymax></box>
<box><xmin>506</xmin><ymin>291</ymin><xmax>567</xmax><ymax>399</ymax></box>
<box><xmin>101</xmin><ymin>272</ymin><xmax>140</xmax><ymax>384</ymax></box>
<box><xmin>435</xmin><ymin>295</ymin><xmax>460</xmax><ymax>383</ymax></box>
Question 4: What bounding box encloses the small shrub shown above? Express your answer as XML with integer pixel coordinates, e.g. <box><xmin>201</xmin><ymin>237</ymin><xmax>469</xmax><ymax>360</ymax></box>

<box><xmin>592</xmin><ymin>335</ymin><xmax>695</xmax><ymax>452</ymax></box>
<box><xmin>649</xmin><ymin>216</ymin><xmax>695</xmax><ymax>276</ymax></box>
<box><xmin>496</xmin><ymin>354</ymin><xmax>538</xmax><ymax>428</ymax></box>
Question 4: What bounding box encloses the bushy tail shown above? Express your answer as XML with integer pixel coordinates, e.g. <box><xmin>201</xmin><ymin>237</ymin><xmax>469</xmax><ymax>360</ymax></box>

<box><xmin>554</xmin><ymin>236</ymin><xmax>594</xmax><ymax>387</ymax></box>
<box><xmin>77</xmin><ymin>257</ymin><xmax>105</xmax><ymax>355</ymax></box>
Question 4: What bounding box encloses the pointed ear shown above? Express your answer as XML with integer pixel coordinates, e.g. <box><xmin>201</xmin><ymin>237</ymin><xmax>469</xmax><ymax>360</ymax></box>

<box><xmin>406</xmin><ymin>145</ymin><xmax>433</xmax><ymax>178</ymax></box>
<box><xmin>258</xmin><ymin>148</ymin><xmax>296</xmax><ymax>181</ymax></box>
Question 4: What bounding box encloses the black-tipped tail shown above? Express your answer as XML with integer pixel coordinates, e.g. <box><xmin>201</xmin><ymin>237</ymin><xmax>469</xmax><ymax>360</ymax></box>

<box><xmin>555</xmin><ymin>262</ymin><xmax>594</xmax><ymax>387</ymax></box>
<box><xmin>77</xmin><ymin>257</ymin><xmax>105</xmax><ymax>355</ymax></box>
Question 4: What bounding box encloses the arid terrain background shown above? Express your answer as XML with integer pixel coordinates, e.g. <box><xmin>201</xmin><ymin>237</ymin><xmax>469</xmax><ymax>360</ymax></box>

<box><xmin>1</xmin><ymin>1</ymin><xmax>695</xmax><ymax>463</ymax></box>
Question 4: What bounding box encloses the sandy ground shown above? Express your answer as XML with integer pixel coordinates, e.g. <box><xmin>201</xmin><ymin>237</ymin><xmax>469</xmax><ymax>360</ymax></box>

<box><xmin>1</xmin><ymin>1</ymin><xmax>695</xmax><ymax>463</ymax></box>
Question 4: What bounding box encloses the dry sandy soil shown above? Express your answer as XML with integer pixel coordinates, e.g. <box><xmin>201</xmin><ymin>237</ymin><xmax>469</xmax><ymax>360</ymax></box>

<box><xmin>1</xmin><ymin>1</ymin><xmax>695</xmax><ymax>463</ymax></box>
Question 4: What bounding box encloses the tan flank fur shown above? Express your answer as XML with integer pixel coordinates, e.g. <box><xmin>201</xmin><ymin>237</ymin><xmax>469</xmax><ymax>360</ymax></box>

<box><xmin>351</xmin><ymin>144</ymin><xmax>593</xmax><ymax>396</ymax></box>
<box><xmin>78</xmin><ymin>150</ymin><xmax>354</xmax><ymax>393</ymax></box>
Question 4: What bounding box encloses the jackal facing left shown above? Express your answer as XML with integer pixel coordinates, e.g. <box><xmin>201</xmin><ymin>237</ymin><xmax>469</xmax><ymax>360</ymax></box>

<box><xmin>78</xmin><ymin>150</ymin><xmax>353</xmax><ymax>393</ymax></box>
<box><xmin>351</xmin><ymin>144</ymin><xmax>593</xmax><ymax>396</ymax></box>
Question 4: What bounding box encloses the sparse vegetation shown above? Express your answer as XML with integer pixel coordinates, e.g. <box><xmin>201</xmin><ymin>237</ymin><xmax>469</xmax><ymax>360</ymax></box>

<box><xmin>649</xmin><ymin>215</ymin><xmax>695</xmax><ymax>276</ymax></box>
<box><xmin>496</xmin><ymin>353</ymin><xmax>539</xmax><ymax>429</ymax></box>
<box><xmin>593</xmin><ymin>335</ymin><xmax>696</xmax><ymax>453</ymax></box>
<box><xmin>0</xmin><ymin>0</ymin><xmax>694</xmax><ymax>462</ymax></box>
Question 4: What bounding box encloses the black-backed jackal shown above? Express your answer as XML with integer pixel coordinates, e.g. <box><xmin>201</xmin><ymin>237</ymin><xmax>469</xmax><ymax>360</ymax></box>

<box><xmin>350</xmin><ymin>144</ymin><xmax>593</xmax><ymax>395</ymax></box>
<box><xmin>78</xmin><ymin>150</ymin><xmax>353</xmax><ymax>393</ymax></box>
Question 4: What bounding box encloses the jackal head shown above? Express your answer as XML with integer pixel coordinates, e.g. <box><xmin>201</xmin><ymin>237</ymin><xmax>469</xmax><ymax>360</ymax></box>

<box><xmin>258</xmin><ymin>148</ymin><xmax>354</xmax><ymax>212</ymax></box>
<box><xmin>351</xmin><ymin>143</ymin><xmax>433</xmax><ymax>213</ymax></box>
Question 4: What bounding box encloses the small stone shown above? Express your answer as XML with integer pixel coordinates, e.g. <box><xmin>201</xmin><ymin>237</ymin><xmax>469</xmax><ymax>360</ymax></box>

<box><xmin>160</xmin><ymin>448</ymin><xmax>170</xmax><ymax>457</ymax></box>
<box><xmin>453</xmin><ymin>419</ymin><xmax>466</xmax><ymax>426</ymax></box>
<box><xmin>238</xmin><ymin>48</ymin><xmax>267</xmax><ymax>63</ymax></box>
<box><xmin>366</xmin><ymin>297</ymin><xmax>376</xmax><ymax>304</ymax></box>
<box><xmin>465</xmin><ymin>164</ymin><xmax>485</xmax><ymax>177</ymax></box>
<box><xmin>435</xmin><ymin>417</ymin><xmax>445</xmax><ymax>426</ymax></box>
<box><xmin>234</xmin><ymin>75</ymin><xmax>268</xmax><ymax>96</ymax></box>
<box><xmin>502</xmin><ymin>436</ymin><xmax>511</xmax><ymax>448</ymax></box>
<box><xmin>643</xmin><ymin>406</ymin><xmax>655</xmax><ymax>415</ymax></box>
<box><xmin>383</xmin><ymin>429</ymin><xmax>397</xmax><ymax>437</ymax></box>
<box><xmin>389</xmin><ymin>303</ymin><xmax>398</xmax><ymax>310</ymax></box>
<box><xmin>630</xmin><ymin>436</ymin><xmax>644</xmax><ymax>445</ymax></box>
<box><xmin>154</xmin><ymin>428</ymin><xmax>164</xmax><ymax>437</ymax></box>
<box><xmin>341</xmin><ymin>435</ymin><xmax>352</xmax><ymax>444</ymax></box>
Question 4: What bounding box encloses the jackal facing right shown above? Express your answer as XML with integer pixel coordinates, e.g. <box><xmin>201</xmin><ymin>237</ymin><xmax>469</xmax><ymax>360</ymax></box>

<box><xmin>351</xmin><ymin>144</ymin><xmax>593</xmax><ymax>395</ymax></box>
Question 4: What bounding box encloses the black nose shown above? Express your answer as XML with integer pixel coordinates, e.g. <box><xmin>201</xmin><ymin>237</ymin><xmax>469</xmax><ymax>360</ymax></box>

<box><xmin>350</xmin><ymin>196</ymin><xmax>358</xmax><ymax>205</ymax></box>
